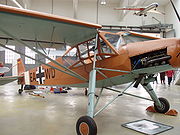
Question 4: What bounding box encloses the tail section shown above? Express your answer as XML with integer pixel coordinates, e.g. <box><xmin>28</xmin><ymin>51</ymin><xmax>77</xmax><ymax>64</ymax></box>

<box><xmin>17</xmin><ymin>58</ymin><xmax>25</xmax><ymax>76</ymax></box>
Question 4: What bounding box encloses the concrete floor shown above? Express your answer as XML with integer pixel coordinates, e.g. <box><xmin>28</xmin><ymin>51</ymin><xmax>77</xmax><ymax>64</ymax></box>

<box><xmin>0</xmin><ymin>81</ymin><xmax>180</xmax><ymax>135</ymax></box>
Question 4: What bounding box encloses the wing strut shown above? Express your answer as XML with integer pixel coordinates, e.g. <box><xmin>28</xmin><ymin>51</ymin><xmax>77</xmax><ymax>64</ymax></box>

<box><xmin>0</xmin><ymin>28</ymin><xmax>87</xmax><ymax>81</ymax></box>
<box><xmin>0</xmin><ymin>42</ymin><xmax>87</xmax><ymax>80</ymax></box>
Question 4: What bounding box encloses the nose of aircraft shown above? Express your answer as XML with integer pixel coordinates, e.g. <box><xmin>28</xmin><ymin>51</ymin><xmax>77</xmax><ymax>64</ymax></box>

<box><xmin>169</xmin><ymin>39</ymin><xmax>180</xmax><ymax>68</ymax></box>
<box><xmin>155</xmin><ymin>3</ymin><xmax>159</xmax><ymax>7</ymax></box>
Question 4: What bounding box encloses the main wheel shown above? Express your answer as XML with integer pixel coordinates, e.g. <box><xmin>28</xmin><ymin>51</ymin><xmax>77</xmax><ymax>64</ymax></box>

<box><xmin>76</xmin><ymin>116</ymin><xmax>97</xmax><ymax>135</ymax></box>
<box><xmin>154</xmin><ymin>97</ymin><xmax>170</xmax><ymax>113</ymax></box>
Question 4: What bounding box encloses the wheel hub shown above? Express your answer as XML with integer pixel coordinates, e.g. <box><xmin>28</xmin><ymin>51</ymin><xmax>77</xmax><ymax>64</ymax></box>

<box><xmin>157</xmin><ymin>102</ymin><xmax>165</xmax><ymax>110</ymax></box>
<box><xmin>79</xmin><ymin>122</ymin><xmax>89</xmax><ymax>135</ymax></box>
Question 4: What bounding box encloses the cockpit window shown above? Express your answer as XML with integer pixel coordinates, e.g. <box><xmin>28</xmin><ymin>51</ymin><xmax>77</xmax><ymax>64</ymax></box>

<box><xmin>62</xmin><ymin>47</ymin><xmax>81</xmax><ymax>67</ymax></box>
<box><xmin>122</xmin><ymin>33</ymin><xmax>157</xmax><ymax>44</ymax></box>
<box><xmin>100</xmin><ymin>38</ymin><xmax>114</xmax><ymax>54</ymax></box>
<box><xmin>104</xmin><ymin>33</ymin><xmax>121</xmax><ymax>50</ymax></box>
<box><xmin>62</xmin><ymin>35</ymin><xmax>118</xmax><ymax>68</ymax></box>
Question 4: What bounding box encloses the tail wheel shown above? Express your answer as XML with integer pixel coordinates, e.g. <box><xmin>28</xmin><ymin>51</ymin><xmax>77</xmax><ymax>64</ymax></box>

<box><xmin>154</xmin><ymin>97</ymin><xmax>170</xmax><ymax>113</ymax></box>
<box><xmin>18</xmin><ymin>89</ymin><xmax>23</xmax><ymax>94</ymax></box>
<box><xmin>76</xmin><ymin>116</ymin><xmax>97</xmax><ymax>135</ymax></box>
<box><xmin>85</xmin><ymin>88</ymin><xmax>88</xmax><ymax>96</ymax></box>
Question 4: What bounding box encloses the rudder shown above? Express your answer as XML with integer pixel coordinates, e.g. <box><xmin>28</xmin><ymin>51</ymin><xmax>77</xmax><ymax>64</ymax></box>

<box><xmin>17</xmin><ymin>58</ymin><xmax>25</xmax><ymax>76</ymax></box>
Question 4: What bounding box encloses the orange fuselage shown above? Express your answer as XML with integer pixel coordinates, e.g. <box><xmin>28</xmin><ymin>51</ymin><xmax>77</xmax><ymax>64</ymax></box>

<box><xmin>25</xmin><ymin>37</ymin><xmax>180</xmax><ymax>87</ymax></box>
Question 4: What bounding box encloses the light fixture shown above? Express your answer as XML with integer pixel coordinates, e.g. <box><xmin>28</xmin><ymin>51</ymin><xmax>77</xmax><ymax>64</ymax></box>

<box><xmin>100</xmin><ymin>0</ymin><xmax>106</xmax><ymax>5</ymax></box>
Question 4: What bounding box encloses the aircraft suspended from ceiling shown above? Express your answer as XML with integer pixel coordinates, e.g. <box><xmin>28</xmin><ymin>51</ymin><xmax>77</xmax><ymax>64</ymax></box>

<box><xmin>114</xmin><ymin>3</ymin><xmax>165</xmax><ymax>17</ymax></box>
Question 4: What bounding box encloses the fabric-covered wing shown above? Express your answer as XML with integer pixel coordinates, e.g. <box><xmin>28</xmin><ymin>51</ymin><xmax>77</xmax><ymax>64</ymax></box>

<box><xmin>0</xmin><ymin>4</ymin><xmax>101</xmax><ymax>46</ymax></box>
<box><xmin>0</xmin><ymin>76</ymin><xmax>20</xmax><ymax>85</ymax></box>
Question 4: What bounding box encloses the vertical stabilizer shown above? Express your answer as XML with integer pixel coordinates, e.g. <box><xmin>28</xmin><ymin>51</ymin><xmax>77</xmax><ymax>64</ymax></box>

<box><xmin>17</xmin><ymin>58</ymin><xmax>25</xmax><ymax>76</ymax></box>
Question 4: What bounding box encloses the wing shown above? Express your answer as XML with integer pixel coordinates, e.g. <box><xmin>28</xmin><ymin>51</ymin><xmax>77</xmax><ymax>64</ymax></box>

<box><xmin>0</xmin><ymin>76</ymin><xmax>21</xmax><ymax>85</ymax></box>
<box><xmin>114</xmin><ymin>7</ymin><xmax>144</xmax><ymax>11</ymax></box>
<box><xmin>0</xmin><ymin>4</ymin><xmax>101</xmax><ymax>46</ymax></box>
<box><xmin>148</xmin><ymin>10</ymin><xmax>165</xmax><ymax>15</ymax></box>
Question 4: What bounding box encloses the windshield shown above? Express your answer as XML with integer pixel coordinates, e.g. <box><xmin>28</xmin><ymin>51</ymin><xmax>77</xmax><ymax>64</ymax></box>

<box><xmin>121</xmin><ymin>33</ymin><xmax>158</xmax><ymax>44</ymax></box>
<box><xmin>62</xmin><ymin>35</ymin><xmax>118</xmax><ymax>68</ymax></box>
<box><xmin>104</xmin><ymin>33</ymin><xmax>121</xmax><ymax>50</ymax></box>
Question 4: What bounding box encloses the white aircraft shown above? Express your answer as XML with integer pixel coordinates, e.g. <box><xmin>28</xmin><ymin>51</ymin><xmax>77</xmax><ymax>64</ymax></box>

<box><xmin>0</xmin><ymin>67</ymin><xmax>10</xmax><ymax>73</ymax></box>
<box><xmin>0</xmin><ymin>61</ymin><xmax>23</xmax><ymax>85</ymax></box>
<box><xmin>114</xmin><ymin>3</ymin><xmax>165</xmax><ymax>17</ymax></box>
<box><xmin>0</xmin><ymin>66</ymin><xmax>21</xmax><ymax>85</ymax></box>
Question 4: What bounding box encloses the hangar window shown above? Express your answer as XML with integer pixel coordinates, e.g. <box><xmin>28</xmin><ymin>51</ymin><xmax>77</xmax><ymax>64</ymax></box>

<box><xmin>25</xmin><ymin>47</ymin><xmax>35</xmax><ymax>64</ymax></box>
<box><xmin>46</xmin><ymin>48</ymin><xmax>56</xmax><ymax>63</ymax></box>
<box><xmin>5</xmin><ymin>45</ymin><xmax>15</xmax><ymax>64</ymax></box>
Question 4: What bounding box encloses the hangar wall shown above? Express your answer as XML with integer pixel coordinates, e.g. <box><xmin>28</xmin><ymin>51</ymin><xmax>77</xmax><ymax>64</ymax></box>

<box><xmin>29</xmin><ymin>0</ymin><xmax>165</xmax><ymax>26</ymax></box>
<box><xmin>165</xmin><ymin>0</ymin><xmax>180</xmax><ymax>38</ymax></box>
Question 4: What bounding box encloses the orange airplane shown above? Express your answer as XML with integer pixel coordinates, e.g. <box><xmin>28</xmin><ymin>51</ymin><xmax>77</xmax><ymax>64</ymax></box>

<box><xmin>0</xmin><ymin>4</ymin><xmax>179</xmax><ymax>135</ymax></box>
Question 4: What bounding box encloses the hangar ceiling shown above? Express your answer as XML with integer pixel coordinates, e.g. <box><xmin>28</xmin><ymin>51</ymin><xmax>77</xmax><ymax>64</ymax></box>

<box><xmin>0</xmin><ymin>0</ymin><xmax>171</xmax><ymax>20</ymax></box>
<box><xmin>0</xmin><ymin>0</ymin><xmax>175</xmax><ymax>49</ymax></box>
<box><xmin>0</xmin><ymin>0</ymin><xmax>170</xmax><ymax>9</ymax></box>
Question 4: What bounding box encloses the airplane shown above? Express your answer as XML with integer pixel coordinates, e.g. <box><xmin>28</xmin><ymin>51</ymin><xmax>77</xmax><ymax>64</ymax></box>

<box><xmin>114</xmin><ymin>3</ymin><xmax>165</xmax><ymax>17</ymax></box>
<box><xmin>0</xmin><ymin>4</ymin><xmax>179</xmax><ymax>135</ymax></box>
<box><xmin>0</xmin><ymin>66</ymin><xmax>9</xmax><ymax>74</ymax></box>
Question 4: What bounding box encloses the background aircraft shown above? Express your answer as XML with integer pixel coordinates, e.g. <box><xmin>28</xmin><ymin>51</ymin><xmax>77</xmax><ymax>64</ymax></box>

<box><xmin>0</xmin><ymin>59</ymin><xmax>24</xmax><ymax>85</ymax></box>
<box><xmin>0</xmin><ymin>4</ymin><xmax>179</xmax><ymax>135</ymax></box>
<box><xmin>114</xmin><ymin>3</ymin><xmax>165</xmax><ymax>16</ymax></box>
<box><xmin>0</xmin><ymin>67</ymin><xmax>9</xmax><ymax>74</ymax></box>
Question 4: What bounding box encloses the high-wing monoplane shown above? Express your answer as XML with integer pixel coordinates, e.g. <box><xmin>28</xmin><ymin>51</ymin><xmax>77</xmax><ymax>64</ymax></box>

<box><xmin>0</xmin><ymin>4</ymin><xmax>179</xmax><ymax>135</ymax></box>
<box><xmin>114</xmin><ymin>3</ymin><xmax>165</xmax><ymax>16</ymax></box>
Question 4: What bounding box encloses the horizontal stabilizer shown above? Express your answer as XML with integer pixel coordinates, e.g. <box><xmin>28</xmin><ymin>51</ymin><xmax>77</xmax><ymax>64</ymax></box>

<box><xmin>0</xmin><ymin>76</ymin><xmax>21</xmax><ymax>85</ymax></box>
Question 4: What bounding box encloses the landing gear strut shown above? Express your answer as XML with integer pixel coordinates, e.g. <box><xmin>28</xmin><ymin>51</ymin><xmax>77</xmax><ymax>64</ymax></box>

<box><xmin>18</xmin><ymin>84</ymin><xmax>24</xmax><ymax>94</ymax></box>
<box><xmin>141</xmin><ymin>76</ymin><xmax>170</xmax><ymax>114</ymax></box>
<box><xmin>76</xmin><ymin>69</ymin><xmax>97</xmax><ymax>135</ymax></box>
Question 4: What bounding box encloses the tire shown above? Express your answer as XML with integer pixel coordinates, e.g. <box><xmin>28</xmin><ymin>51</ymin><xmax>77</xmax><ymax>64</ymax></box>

<box><xmin>85</xmin><ymin>89</ymin><xmax>88</xmax><ymax>96</ymax></box>
<box><xmin>154</xmin><ymin>97</ymin><xmax>170</xmax><ymax>113</ymax></box>
<box><xmin>18</xmin><ymin>89</ymin><xmax>23</xmax><ymax>94</ymax></box>
<box><xmin>76</xmin><ymin>116</ymin><xmax>97</xmax><ymax>135</ymax></box>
